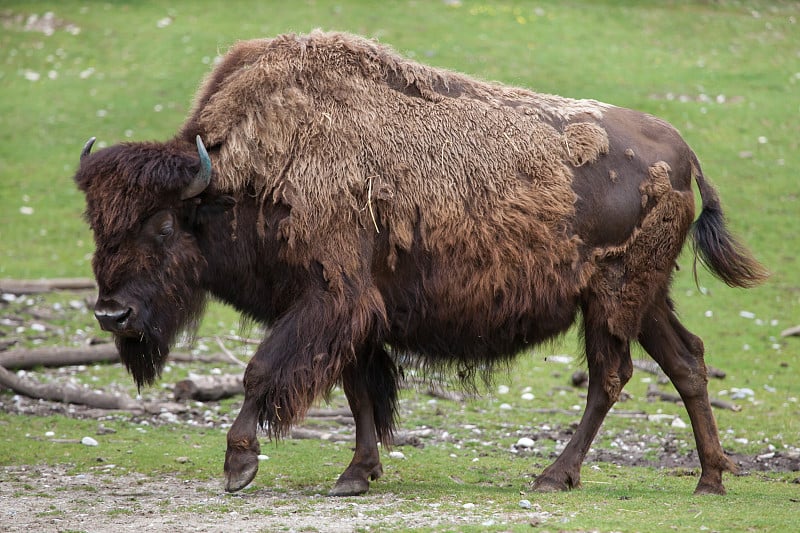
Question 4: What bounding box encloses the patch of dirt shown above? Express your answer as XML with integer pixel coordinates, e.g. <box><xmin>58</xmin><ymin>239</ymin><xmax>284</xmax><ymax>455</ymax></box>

<box><xmin>2</xmin><ymin>290</ymin><xmax>799</xmax><ymax>531</ymax></box>
<box><xmin>2</xmin><ymin>393</ymin><xmax>798</xmax><ymax>532</ymax></box>
<box><xmin>0</xmin><ymin>465</ymin><xmax>550</xmax><ymax>533</ymax></box>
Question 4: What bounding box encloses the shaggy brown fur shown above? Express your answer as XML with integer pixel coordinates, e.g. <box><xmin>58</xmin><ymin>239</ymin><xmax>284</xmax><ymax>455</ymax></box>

<box><xmin>76</xmin><ymin>31</ymin><xmax>767</xmax><ymax>498</ymax></box>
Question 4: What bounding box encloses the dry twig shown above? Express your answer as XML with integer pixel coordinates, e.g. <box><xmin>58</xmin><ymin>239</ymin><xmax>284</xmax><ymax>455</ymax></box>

<box><xmin>0</xmin><ymin>278</ymin><xmax>96</xmax><ymax>295</ymax></box>
<box><xmin>0</xmin><ymin>364</ymin><xmax>140</xmax><ymax>410</ymax></box>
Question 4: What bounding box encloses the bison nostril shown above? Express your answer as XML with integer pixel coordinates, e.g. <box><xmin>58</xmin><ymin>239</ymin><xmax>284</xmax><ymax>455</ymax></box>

<box><xmin>94</xmin><ymin>304</ymin><xmax>134</xmax><ymax>332</ymax></box>
<box><xmin>114</xmin><ymin>307</ymin><xmax>132</xmax><ymax>325</ymax></box>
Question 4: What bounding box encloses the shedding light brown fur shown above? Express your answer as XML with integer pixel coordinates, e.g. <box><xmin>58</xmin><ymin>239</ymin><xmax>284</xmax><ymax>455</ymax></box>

<box><xmin>190</xmin><ymin>32</ymin><xmax>596</xmax><ymax>297</ymax></box>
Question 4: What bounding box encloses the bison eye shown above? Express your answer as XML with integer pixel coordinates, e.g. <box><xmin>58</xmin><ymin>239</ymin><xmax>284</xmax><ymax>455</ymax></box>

<box><xmin>144</xmin><ymin>210</ymin><xmax>175</xmax><ymax>244</ymax></box>
<box><xmin>159</xmin><ymin>219</ymin><xmax>174</xmax><ymax>238</ymax></box>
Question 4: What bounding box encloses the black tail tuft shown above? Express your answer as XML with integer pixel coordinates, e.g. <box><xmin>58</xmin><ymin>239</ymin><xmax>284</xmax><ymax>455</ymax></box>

<box><xmin>691</xmin><ymin>162</ymin><xmax>768</xmax><ymax>288</ymax></box>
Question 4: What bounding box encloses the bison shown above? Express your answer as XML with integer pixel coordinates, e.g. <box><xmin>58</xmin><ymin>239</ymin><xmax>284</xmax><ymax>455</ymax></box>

<box><xmin>75</xmin><ymin>31</ymin><xmax>766</xmax><ymax>497</ymax></box>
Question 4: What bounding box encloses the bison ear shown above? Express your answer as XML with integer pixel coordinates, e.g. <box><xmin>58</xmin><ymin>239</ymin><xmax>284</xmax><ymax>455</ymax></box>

<box><xmin>180</xmin><ymin>135</ymin><xmax>212</xmax><ymax>200</ymax></box>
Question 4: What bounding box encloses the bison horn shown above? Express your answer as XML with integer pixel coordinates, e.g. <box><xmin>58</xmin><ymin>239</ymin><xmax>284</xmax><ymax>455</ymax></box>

<box><xmin>81</xmin><ymin>137</ymin><xmax>96</xmax><ymax>161</ymax></box>
<box><xmin>181</xmin><ymin>135</ymin><xmax>212</xmax><ymax>200</ymax></box>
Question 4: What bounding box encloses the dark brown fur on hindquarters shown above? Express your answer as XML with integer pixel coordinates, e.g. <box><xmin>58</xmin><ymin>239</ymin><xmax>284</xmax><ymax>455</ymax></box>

<box><xmin>75</xmin><ymin>31</ymin><xmax>767</xmax><ymax>497</ymax></box>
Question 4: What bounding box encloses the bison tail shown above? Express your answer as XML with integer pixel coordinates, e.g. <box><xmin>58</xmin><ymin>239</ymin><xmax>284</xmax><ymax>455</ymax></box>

<box><xmin>690</xmin><ymin>159</ymin><xmax>768</xmax><ymax>288</ymax></box>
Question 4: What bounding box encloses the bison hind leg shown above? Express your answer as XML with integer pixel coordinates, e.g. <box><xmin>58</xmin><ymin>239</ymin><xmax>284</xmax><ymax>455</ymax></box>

<box><xmin>638</xmin><ymin>296</ymin><xmax>735</xmax><ymax>495</ymax></box>
<box><xmin>532</xmin><ymin>295</ymin><xmax>633</xmax><ymax>492</ymax></box>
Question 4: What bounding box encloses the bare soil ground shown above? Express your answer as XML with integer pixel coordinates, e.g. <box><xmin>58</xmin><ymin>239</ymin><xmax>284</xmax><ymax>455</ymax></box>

<box><xmin>1</xmin><ymin>291</ymin><xmax>798</xmax><ymax>531</ymax></box>
<box><xmin>2</xmin><ymin>391</ymin><xmax>798</xmax><ymax>533</ymax></box>
<box><xmin>3</xmin><ymin>464</ymin><xmax>548</xmax><ymax>533</ymax></box>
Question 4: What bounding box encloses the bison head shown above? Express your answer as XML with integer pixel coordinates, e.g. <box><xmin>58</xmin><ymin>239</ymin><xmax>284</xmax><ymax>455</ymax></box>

<box><xmin>75</xmin><ymin>136</ymin><xmax>215</xmax><ymax>388</ymax></box>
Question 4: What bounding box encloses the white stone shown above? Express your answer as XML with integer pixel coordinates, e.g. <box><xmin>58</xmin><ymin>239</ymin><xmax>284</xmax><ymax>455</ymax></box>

<box><xmin>730</xmin><ymin>388</ymin><xmax>755</xmax><ymax>400</ymax></box>
<box><xmin>671</xmin><ymin>417</ymin><xmax>687</xmax><ymax>429</ymax></box>
<box><xmin>81</xmin><ymin>436</ymin><xmax>98</xmax><ymax>446</ymax></box>
<box><xmin>515</xmin><ymin>437</ymin><xmax>535</xmax><ymax>448</ymax></box>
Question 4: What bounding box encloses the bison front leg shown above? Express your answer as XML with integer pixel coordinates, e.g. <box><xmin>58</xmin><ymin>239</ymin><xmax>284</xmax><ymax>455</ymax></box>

<box><xmin>224</xmin><ymin>286</ymin><xmax>387</xmax><ymax>493</ymax></box>
<box><xmin>533</xmin><ymin>299</ymin><xmax>633</xmax><ymax>492</ymax></box>
<box><xmin>224</xmin><ymin>387</ymin><xmax>262</xmax><ymax>492</ymax></box>
<box><xmin>223</xmin><ymin>310</ymin><xmax>336</xmax><ymax>493</ymax></box>
<box><xmin>329</xmin><ymin>363</ymin><xmax>383</xmax><ymax>496</ymax></box>
<box><xmin>330</xmin><ymin>345</ymin><xmax>399</xmax><ymax>496</ymax></box>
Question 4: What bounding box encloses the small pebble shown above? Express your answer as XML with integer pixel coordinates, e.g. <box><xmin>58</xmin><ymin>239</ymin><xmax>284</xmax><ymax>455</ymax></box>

<box><xmin>45</xmin><ymin>431</ymin><xmax>55</xmax><ymax>437</ymax></box>
<box><xmin>516</xmin><ymin>437</ymin><xmax>535</xmax><ymax>448</ymax></box>
<box><xmin>730</xmin><ymin>387</ymin><xmax>755</xmax><ymax>400</ymax></box>
<box><xmin>81</xmin><ymin>436</ymin><xmax>99</xmax><ymax>447</ymax></box>
<box><xmin>647</xmin><ymin>413</ymin><xmax>675</xmax><ymax>422</ymax></box>
<box><xmin>519</xmin><ymin>499</ymin><xmax>532</xmax><ymax>509</ymax></box>
<box><xmin>389</xmin><ymin>451</ymin><xmax>406</xmax><ymax>460</ymax></box>
<box><xmin>671</xmin><ymin>417</ymin><xmax>687</xmax><ymax>429</ymax></box>
<box><xmin>521</xmin><ymin>393</ymin><xmax>535</xmax><ymax>401</ymax></box>
<box><xmin>462</xmin><ymin>503</ymin><xmax>475</xmax><ymax>509</ymax></box>
<box><xmin>257</xmin><ymin>454</ymin><xmax>269</xmax><ymax>461</ymax></box>
<box><xmin>175</xmin><ymin>456</ymin><xmax>189</xmax><ymax>464</ymax></box>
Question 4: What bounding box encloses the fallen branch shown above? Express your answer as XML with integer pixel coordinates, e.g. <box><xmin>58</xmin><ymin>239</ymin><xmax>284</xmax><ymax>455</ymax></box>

<box><xmin>0</xmin><ymin>344</ymin><xmax>119</xmax><ymax>370</ymax></box>
<box><xmin>213</xmin><ymin>337</ymin><xmax>248</xmax><ymax>368</ymax></box>
<box><xmin>174</xmin><ymin>373</ymin><xmax>244</xmax><ymax>401</ymax></box>
<box><xmin>0</xmin><ymin>343</ymin><xmax>246</xmax><ymax>370</ymax></box>
<box><xmin>647</xmin><ymin>384</ymin><xmax>681</xmax><ymax>404</ymax></box>
<box><xmin>633</xmin><ymin>360</ymin><xmax>668</xmax><ymax>384</ymax></box>
<box><xmin>222</xmin><ymin>334</ymin><xmax>262</xmax><ymax>345</ymax></box>
<box><xmin>0</xmin><ymin>278</ymin><xmax>96</xmax><ymax>295</ymax></box>
<box><xmin>307</xmin><ymin>407</ymin><xmax>353</xmax><ymax>418</ymax></box>
<box><xmin>290</xmin><ymin>427</ymin><xmax>351</xmax><ymax>442</ymax></box>
<box><xmin>401</xmin><ymin>376</ymin><xmax>473</xmax><ymax>402</ymax></box>
<box><xmin>289</xmin><ymin>427</ymin><xmax>426</xmax><ymax>447</ymax></box>
<box><xmin>0</xmin><ymin>364</ymin><xmax>140</xmax><ymax>410</ymax></box>
<box><xmin>709</xmin><ymin>397</ymin><xmax>741</xmax><ymax>412</ymax></box>
<box><xmin>781</xmin><ymin>325</ymin><xmax>800</xmax><ymax>338</ymax></box>
<box><xmin>646</xmin><ymin>384</ymin><xmax>740</xmax><ymax>411</ymax></box>
<box><xmin>634</xmin><ymin>360</ymin><xmax>725</xmax><ymax>381</ymax></box>
<box><xmin>427</xmin><ymin>382</ymin><xmax>468</xmax><ymax>402</ymax></box>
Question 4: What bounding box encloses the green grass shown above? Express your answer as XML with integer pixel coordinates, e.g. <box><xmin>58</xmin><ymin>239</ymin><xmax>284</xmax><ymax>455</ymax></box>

<box><xmin>1</xmin><ymin>1</ymin><xmax>799</xmax><ymax>531</ymax></box>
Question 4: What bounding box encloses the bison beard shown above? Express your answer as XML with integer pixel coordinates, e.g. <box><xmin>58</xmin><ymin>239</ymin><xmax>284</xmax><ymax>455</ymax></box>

<box><xmin>114</xmin><ymin>289</ymin><xmax>204</xmax><ymax>388</ymax></box>
<box><xmin>116</xmin><ymin>335</ymin><xmax>168</xmax><ymax>389</ymax></box>
<box><xmin>76</xmin><ymin>31</ymin><xmax>767</xmax><ymax>498</ymax></box>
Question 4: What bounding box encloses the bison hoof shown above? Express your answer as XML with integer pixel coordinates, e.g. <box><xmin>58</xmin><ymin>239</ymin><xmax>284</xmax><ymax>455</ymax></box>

<box><xmin>225</xmin><ymin>463</ymin><xmax>258</xmax><ymax>493</ymax></box>
<box><xmin>694</xmin><ymin>481</ymin><xmax>726</xmax><ymax>496</ymax></box>
<box><xmin>531</xmin><ymin>474</ymin><xmax>577</xmax><ymax>493</ymax></box>
<box><xmin>224</xmin><ymin>444</ymin><xmax>260</xmax><ymax>493</ymax></box>
<box><xmin>329</xmin><ymin>478</ymin><xmax>370</xmax><ymax>497</ymax></box>
<box><xmin>328</xmin><ymin>463</ymin><xmax>383</xmax><ymax>497</ymax></box>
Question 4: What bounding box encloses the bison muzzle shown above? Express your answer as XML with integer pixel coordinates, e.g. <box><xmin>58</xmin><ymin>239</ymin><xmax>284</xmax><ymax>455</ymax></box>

<box><xmin>74</xmin><ymin>31</ymin><xmax>767</xmax><ymax>497</ymax></box>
